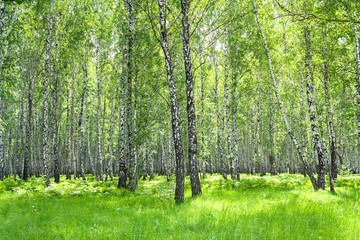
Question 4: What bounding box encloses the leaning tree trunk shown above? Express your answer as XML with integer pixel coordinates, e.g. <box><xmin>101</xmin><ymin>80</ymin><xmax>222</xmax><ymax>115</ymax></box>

<box><xmin>180</xmin><ymin>0</ymin><xmax>202</xmax><ymax>196</ymax></box>
<box><xmin>213</xmin><ymin>46</ymin><xmax>226</xmax><ymax>180</ymax></box>
<box><xmin>158</xmin><ymin>0</ymin><xmax>185</xmax><ymax>203</ymax></box>
<box><xmin>253</xmin><ymin>0</ymin><xmax>318</xmax><ymax>189</ymax></box>
<box><xmin>43</xmin><ymin>3</ymin><xmax>53</xmax><ymax>187</ymax></box>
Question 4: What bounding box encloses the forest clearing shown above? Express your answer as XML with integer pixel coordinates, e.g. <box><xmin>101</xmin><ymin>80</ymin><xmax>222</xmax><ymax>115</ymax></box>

<box><xmin>1</xmin><ymin>0</ymin><xmax>360</xmax><ymax>239</ymax></box>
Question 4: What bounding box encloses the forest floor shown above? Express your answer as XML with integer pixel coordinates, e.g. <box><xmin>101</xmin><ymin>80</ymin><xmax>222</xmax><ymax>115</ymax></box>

<box><xmin>0</xmin><ymin>173</ymin><xmax>359</xmax><ymax>240</ymax></box>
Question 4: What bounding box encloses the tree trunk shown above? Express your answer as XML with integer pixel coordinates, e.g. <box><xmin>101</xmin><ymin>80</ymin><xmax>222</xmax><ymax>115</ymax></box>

<box><xmin>43</xmin><ymin>3</ymin><xmax>53</xmax><ymax>187</ymax></box>
<box><xmin>52</xmin><ymin>12</ymin><xmax>60</xmax><ymax>183</ymax></box>
<box><xmin>354</xmin><ymin>11</ymin><xmax>360</xmax><ymax>145</ymax></box>
<box><xmin>323</xmin><ymin>27</ymin><xmax>337</xmax><ymax>181</ymax></box>
<box><xmin>268</xmin><ymin>72</ymin><xmax>276</xmax><ymax>175</ymax></box>
<box><xmin>200</xmin><ymin>59</ymin><xmax>207</xmax><ymax>179</ymax></box>
<box><xmin>213</xmin><ymin>46</ymin><xmax>226</xmax><ymax>180</ymax></box>
<box><xmin>0</xmin><ymin>0</ymin><xmax>4</xmax><ymax>181</ymax></box>
<box><xmin>126</xmin><ymin>0</ymin><xmax>137</xmax><ymax>191</ymax></box>
<box><xmin>180</xmin><ymin>0</ymin><xmax>202</xmax><ymax>196</ymax></box>
<box><xmin>105</xmin><ymin>77</ymin><xmax>117</xmax><ymax>182</ymax></box>
<box><xmin>66</xmin><ymin>63</ymin><xmax>76</xmax><ymax>180</ymax></box>
<box><xmin>224</xmin><ymin>18</ymin><xmax>233</xmax><ymax>180</ymax></box>
<box><xmin>304</xmin><ymin>23</ymin><xmax>326</xmax><ymax>190</ymax></box>
<box><xmin>86</xmin><ymin>92</ymin><xmax>97</xmax><ymax>181</ymax></box>
<box><xmin>158</xmin><ymin>0</ymin><xmax>185</xmax><ymax>202</ymax></box>
<box><xmin>118</xmin><ymin>46</ymin><xmax>127</xmax><ymax>188</ymax></box>
<box><xmin>77</xmin><ymin>47</ymin><xmax>88</xmax><ymax>181</ymax></box>
<box><xmin>231</xmin><ymin>63</ymin><xmax>240</xmax><ymax>180</ymax></box>
<box><xmin>95</xmin><ymin>47</ymin><xmax>103</xmax><ymax>182</ymax></box>
<box><xmin>23</xmin><ymin>67</ymin><xmax>35</xmax><ymax>182</ymax></box>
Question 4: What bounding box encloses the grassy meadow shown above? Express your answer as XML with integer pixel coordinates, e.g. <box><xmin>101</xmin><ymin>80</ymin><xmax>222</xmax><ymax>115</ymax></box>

<box><xmin>0</xmin><ymin>174</ymin><xmax>359</xmax><ymax>240</ymax></box>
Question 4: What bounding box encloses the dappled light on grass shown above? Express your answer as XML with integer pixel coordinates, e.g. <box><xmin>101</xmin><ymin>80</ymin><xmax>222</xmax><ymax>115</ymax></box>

<box><xmin>0</xmin><ymin>174</ymin><xmax>360</xmax><ymax>239</ymax></box>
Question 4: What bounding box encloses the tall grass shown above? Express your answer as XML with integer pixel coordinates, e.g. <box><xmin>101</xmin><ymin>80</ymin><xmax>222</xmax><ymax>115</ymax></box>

<box><xmin>0</xmin><ymin>174</ymin><xmax>359</xmax><ymax>239</ymax></box>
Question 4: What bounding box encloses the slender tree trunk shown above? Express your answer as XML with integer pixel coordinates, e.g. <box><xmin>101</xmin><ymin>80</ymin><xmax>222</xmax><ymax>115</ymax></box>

<box><xmin>224</xmin><ymin>18</ymin><xmax>233</xmax><ymax>180</ymax></box>
<box><xmin>158</xmin><ymin>0</ymin><xmax>185</xmax><ymax>202</ymax></box>
<box><xmin>101</xmin><ymin>74</ymin><xmax>107</xmax><ymax>180</ymax></box>
<box><xmin>231</xmin><ymin>64</ymin><xmax>240</xmax><ymax>180</ymax></box>
<box><xmin>15</xmin><ymin>50</ymin><xmax>26</xmax><ymax>180</ymax></box>
<box><xmin>52</xmin><ymin>13</ymin><xmax>60</xmax><ymax>183</ymax></box>
<box><xmin>200</xmin><ymin>59</ymin><xmax>206</xmax><ymax>179</ymax></box>
<box><xmin>0</xmin><ymin>0</ymin><xmax>5</xmax><ymax>180</ymax></box>
<box><xmin>126</xmin><ymin>0</ymin><xmax>137</xmax><ymax>191</ymax></box>
<box><xmin>66</xmin><ymin>63</ymin><xmax>76</xmax><ymax>180</ymax></box>
<box><xmin>181</xmin><ymin>0</ymin><xmax>202</xmax><ymax>196</ymax></box>
<box><xmin>354</xmin><ymin>11</ymin><xmax>360</xmax><ymax>144</ymax></box>
<box><xmin>77</xmin><ymin>48</ymin><xmax>88</xmax><ymax>181</ymax></box>
<box><xmin>253</xmin><ymin>0</ymin><xmax>318</xmax><ymax>189</ymax></box>
<box><xmin>105</xmin><ymin>79</ymin><xmax>118</xmax><ymax>182</ymax></box>
<box><xmin>86</xmin><ymin>93</ymin><xmax>97</xmax><ymax>181</ymax></box>
<box><xmin>23</xmin><ymin>73</ymin><xmax>35</xmax><ymax>181</ymax></box>
<box><xmin>118</xmin><ymin>47</ymin><xmax>127</xmax><ymax>188</ymax></box>
<box><xmin>213</xmin><ymin>46</ymin><xmax>226</xmax><ymax>179</ymax></box>
<box><xmin>268</xmin><ymin>72</ymin><xmax>276</xmax><ymax>175</ymax></box>
<box><xmin>323</xmin><ymin>27</ymin><xmax>337</xmax><ymax>181</ymax></box>
<box><xmin>43</xmin><ymin>3</ymin><xmax>53</xmax><ymax>187</ymax></box>
<box><xmin>299</xmin><ymin>72</ymin><xmax>309</xmax><ymax>177</ymax></box>
<box><xmin>304</xmin><ymin>23</ymin><xmax>326</xmax><ymax>190</ymax></box>
<box><xmin>95</xmin><ymin>48</ymin><xmax>103</xmax><ymax>182</ymax></box>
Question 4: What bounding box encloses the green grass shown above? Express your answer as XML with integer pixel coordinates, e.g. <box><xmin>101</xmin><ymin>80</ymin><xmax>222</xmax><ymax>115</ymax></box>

<box><xmin>0</xmin><ymin>174</ymin><xmax>360</xmax><ymax>239</ymax></box>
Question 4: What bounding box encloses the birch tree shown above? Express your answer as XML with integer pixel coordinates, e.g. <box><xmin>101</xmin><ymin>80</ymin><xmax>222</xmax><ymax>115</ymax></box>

<box><xmin>181</xmin><ymin>0</ymin><xmax>202</xmax><ymax>196</ymax></box>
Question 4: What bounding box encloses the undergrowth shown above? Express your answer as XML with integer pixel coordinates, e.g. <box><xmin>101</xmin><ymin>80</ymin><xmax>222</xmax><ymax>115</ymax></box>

<box><xmin>0</xmin><ymin>173</ymin><xmax>359</xmax><ymax>239</ymax></box>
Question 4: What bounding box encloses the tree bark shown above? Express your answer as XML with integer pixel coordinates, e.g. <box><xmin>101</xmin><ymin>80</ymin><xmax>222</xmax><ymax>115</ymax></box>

<box><xmin>52</xmin><ymin>12</ymin><xmax>60</xmax><ymax>183</ymax></box>
<box><xmin>118</xmin><ymin>46</ymin><xmax>127</xmax><ymax>188</ymax></box>
<box><xmin>213</xmin><ymin>46</ymin><xmax>226</xmax><ymax>179</ymax></box>
<box><xmin>180</xmin><ymin>0</ymin><xmax>202</xmax><ymax>196</ymax></box>
<box><xmin>77</xmin><ymin>47</ymin><xmax>88</xmax><ymax>181</ymax></box>
<box><xmin>304</xmin><ymin>23</ymin><xmax>326</xmax><ymax>190</ymax></box>
<box><xmin>105</xmin><ymin>77</ymin><xmax>117</xmax><ymax>182</ymax></box>
<box><xmin>354</xmin><ymin>11</ymin><xmax>360</xmax><ymax>144</ymax></box>
<box><xmin>126</xmin><ymin>0</ymin><xmax>137</xmax><ymax>191</ymax></box>
<box><xmin>158</xmin><ymin>0</ymin><xmax>185</xmax><ymax>203</ymax></box>
<box><xmin>200</xmin><ymin>59</ymin><xmax>207</xmax><ymax>179</ymax></box>
<box><xmin>224</xmin><ymin>18</ymin><xmax>233</xmax><ymax>180</ymax></box>
<box><xmin>231</xmin><ymin>63</ymin><xmax>240</xmax><ymax>179</ymax></box>
<box><xmin>268</xmin><ymin>72</ymin><xmax>276</xmax><ymax>175</ymax></box>
<box><xmin>0</xmin><ymin>0</ymin><xmax>4</xmax><ymax>181</ymax></box>
<box><xmin>43</xmin><ymin>3</ymin><xmax>53</xmax><ymax>187</ymax></box>
<box><xmin>323</xmin><ymin>26</ymin><xmax>337</xmax><ymax>181</ymax></box>
<box><xmin>95</xmin><ymin>46</ymin><xmax>104</xmax><ymax>182</ymax></box>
